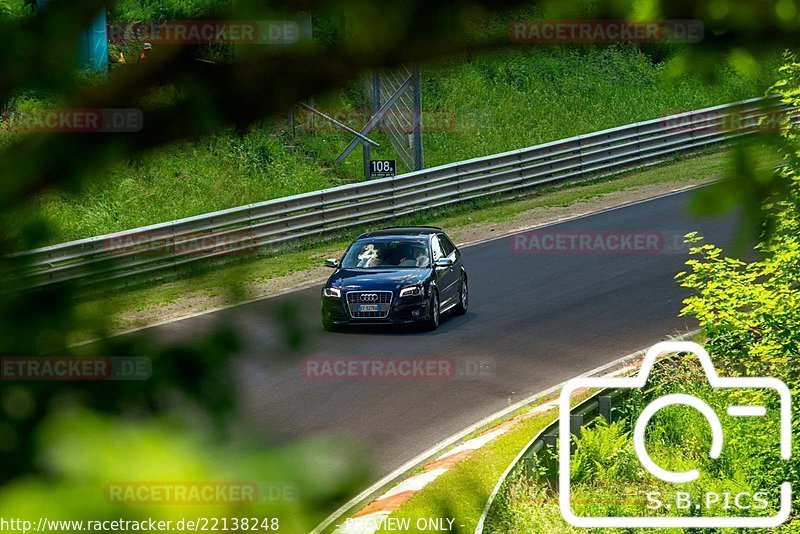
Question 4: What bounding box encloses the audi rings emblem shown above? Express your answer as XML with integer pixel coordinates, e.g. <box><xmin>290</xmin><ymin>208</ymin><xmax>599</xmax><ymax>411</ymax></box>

<box><xmin>360</xmin><ymin>293</ymin><xmax>379</xmax><ymax>302</ymax></box>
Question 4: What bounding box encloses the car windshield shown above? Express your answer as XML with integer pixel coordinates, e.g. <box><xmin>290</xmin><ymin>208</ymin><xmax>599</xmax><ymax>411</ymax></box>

<box><xmin>342</xmin><ymin>238</ymin><xmax>431</xmax><ymax>269</ymax></box>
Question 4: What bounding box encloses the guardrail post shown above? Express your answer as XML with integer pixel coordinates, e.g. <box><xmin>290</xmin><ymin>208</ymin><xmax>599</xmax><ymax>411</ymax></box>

<box><xmin>363</xmin><ymin>141</ymin><xmax>371</xmax><ymax>180</ymax></box>
<box><xmin>372</xmin><ymin>72</ymin><xmax>381</xmax><ymax>114</ymax></box>
<box><xmin>411</xmin><ymin>65</ymin><xmax>423</xmax><ymax>171</ymax></box>
<box><xmin>542</xmin><ymin>434</ymin><xmax>558</xmax><ymax>478</ymax></box>
<box><xmin>576</xmin><ymin>134</ymin><xmax>586</xmax><ymax>182</ymax></box>
<box><xmin>599</xmin><ymin>395</ymin><xmax>612</xmax><ymax>422</ymax></box>
<box><xmin>570</xmin><ymin>414</ymin><xmax>583</xmax><ymax>438</ymax></box>
<box><xmin>522</xmin><ymin>453</ymin><xmax>537</xmax><ymax>478</ymax></box>
<box><xmin>168</xmin><ymin>223</ymin><xmax>178</xmax><ymax>278</ymax></box>
<box><xmin>634</xmin><ymin>122</ymin><xmax>642</xmax><ymax>164</ymax></box>
<box><xmin>247</xmin><ymin>204</ymin><xmax>256</xmax><ymax>255</ymax></box>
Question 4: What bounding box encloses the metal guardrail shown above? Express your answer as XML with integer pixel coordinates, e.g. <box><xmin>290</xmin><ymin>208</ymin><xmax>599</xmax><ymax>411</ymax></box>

<box><xmin>474</xmin><ymin>343</ymin><xmax>694</xmax><ymax>534</ymax></box>
<box><xmin>311</xmin><ymin>379</ymin><xmax>576</xmax><ymax>534</ymax></box>
<box><xmin>474</xmin><ymin>387</ymin><xmax>631</xmax><ymax>534</ymax></box>
<box><xmin>5</xmin><ymin>96</ymin><xmax>789</xmax><ymax>289</ymax></box>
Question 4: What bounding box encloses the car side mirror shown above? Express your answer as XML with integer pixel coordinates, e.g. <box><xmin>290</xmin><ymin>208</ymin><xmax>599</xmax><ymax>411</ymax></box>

<box><xmin>434</xmin><ymin>258</ymin><xmax>454</xmax><ymax>268</ymax></box>
<box><xmin>325</xmin><ymin>258</ymin><xmax>340</xmax><ymax>268</ymax></box>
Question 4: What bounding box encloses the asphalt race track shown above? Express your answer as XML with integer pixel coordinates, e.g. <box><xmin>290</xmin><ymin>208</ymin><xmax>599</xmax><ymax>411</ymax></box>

<box><xmin>117</xmin><ymin>187</ymin><xmax>742</xmax><ymax>479</ymax></box>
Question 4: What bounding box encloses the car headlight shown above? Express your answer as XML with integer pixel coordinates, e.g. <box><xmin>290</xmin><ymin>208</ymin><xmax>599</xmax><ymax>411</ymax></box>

<box><xmin>399</xmin><ymin>285</ymin><xmax>423</xmax><ymax>297</ymax></box>
<box><xmin>323</xmin><ymin>287</ymin><xmax>341</xmax><ymax>298</ymax></box>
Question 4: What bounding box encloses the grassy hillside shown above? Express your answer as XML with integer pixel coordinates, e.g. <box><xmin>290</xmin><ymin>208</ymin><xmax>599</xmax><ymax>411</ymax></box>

<box><xmin>21</xmin><ymin>127</ymin><xmax>342</xmax><ymax>244</ymax></box>
<box><xmin>306</xmin><ymin>45</ymin><xmax>779</xmax><ymax>179</ymax></box>
<box><xmin>2</xmin><ymin>43</ymin><xmax>781</xmax><ymax>248</ymax></box>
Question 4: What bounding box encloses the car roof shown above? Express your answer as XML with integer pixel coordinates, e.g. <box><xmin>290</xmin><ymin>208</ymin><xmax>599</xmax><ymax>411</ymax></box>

<box><xmin>358</xmin><ymin>226</ymin><xmax>443</xmax><ymax>238</ymax></box>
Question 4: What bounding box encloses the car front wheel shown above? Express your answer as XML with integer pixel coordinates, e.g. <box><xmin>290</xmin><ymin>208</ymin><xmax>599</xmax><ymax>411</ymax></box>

<box><xmin>421</xmin><ymin>290</ymin><xmax>440</xmax><ymax>331</ymax></box>
<box><xmin>453</xmin><ymin>276</ymin><xmax>468</xmax><ymax>316</ymax></box>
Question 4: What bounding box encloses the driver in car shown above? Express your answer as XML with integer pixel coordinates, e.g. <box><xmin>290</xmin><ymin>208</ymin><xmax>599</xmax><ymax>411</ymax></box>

<box><xmin>414</xmin><ymin>246</ymin><xmax>430</xmax><ymax>267</ymax></box>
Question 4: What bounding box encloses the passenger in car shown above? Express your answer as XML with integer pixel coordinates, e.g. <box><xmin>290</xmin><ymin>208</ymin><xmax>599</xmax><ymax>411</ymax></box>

<box><xmin>357</xmin><ymin>244</ymin><xmax>379</xmax><ymax>267</ymax></box>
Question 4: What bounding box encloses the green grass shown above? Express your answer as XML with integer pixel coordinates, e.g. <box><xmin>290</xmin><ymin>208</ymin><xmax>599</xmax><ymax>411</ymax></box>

<box><xmin>1</xmin><ymin>40</ymin><xmax>782</xmax><ymax>249</ymax></box>
<box><xmin>372</xmin><ymin>390</ymin><xmax>595</xmax><ymax>534</ymax></box>
<box><xmin>376</xmin><ymin>409</ymin><xmax>557</xmax><ymax>534</ymax></box>
<box><xmin>295</xmin><ymin>45</ymin><xmax>781</xmax><ymax>179</ymax></box>
<box><xmin>2</xmin><ymin>126</ymin><xmax>347</xmax><ymax>247</ymax></box>
<box><xmin>484</xmin><ymin>356</ymin><xmax>795</xmax><ymax>533</ymax></box>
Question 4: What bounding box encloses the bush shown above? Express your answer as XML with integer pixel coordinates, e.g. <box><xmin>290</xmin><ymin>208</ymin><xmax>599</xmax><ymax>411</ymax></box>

<box><xmin>569</xmin><ymin>420</ymin><xmax>639</xmax><ymax>483</ymax></box>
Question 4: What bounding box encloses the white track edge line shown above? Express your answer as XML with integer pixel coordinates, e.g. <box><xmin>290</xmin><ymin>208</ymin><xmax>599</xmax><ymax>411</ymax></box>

<box><xmin>473</xmin><ymin>328</ymin><xmax>700</xmax><ymax>533</ymax></box>
<box><xmin>311</xmin><ymin>329</ymin><xmax>698</xmax><ymax>534</ymax></box>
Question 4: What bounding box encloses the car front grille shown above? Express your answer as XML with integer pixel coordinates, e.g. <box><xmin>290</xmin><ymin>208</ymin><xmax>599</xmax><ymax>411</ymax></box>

<box><xmin>346</xmin><ymin>291</ymin><xmax>393</xmax><ymax>319</ymax></box>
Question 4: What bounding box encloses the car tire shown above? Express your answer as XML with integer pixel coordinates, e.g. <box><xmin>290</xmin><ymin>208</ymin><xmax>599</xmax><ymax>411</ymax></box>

<box><xmin>421</xmin><ymin>290</ymin><xmax>440</xmax><ymax>331</ymax></box>
<box><xmin>453</xmin><ymin>276</ymin><xmax>468</xmax><ymax>316</ymax></box>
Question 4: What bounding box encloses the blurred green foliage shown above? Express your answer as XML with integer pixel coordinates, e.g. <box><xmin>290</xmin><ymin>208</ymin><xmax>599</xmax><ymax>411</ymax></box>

<box><xmin>678</xmin><ymin>49</ymin><xmax>800</xmax><ymax>382</ymax></box>
<box><xmin>491</xmin><ymin>46</ymin><xmax>800</xmax><ymax>531</ymax></box>
<box><xmin>0</xmin><ymin>0</ymin><xmax>32</xmax><ymax>20</ymax></box>
<box><xmin>490</xmin><ymin>360</ymin><xmax>789</xmax><ymax>530</ymax></box>
<box><xmin>110</xmin><ymin>0</ymin><xmax>230</xmax><ymax>20</ymax></box>
<box><xmin>2</xmin><ymin>0</ymin><xmax>800</xmax><ymax>532</ymax></box>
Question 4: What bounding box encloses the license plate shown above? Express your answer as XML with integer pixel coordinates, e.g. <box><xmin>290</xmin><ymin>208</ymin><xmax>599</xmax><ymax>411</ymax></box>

<box><xmin>358</xmin><ymin>304</ymin><xmax>379</xmax><ymax>312</ymax></box>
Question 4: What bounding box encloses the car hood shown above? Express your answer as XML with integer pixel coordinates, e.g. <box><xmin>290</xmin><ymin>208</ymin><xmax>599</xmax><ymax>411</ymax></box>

<box><xmin>330</xmin><ymin>268</ymin><xmax>430</xmax><ymax>291</ymax></box>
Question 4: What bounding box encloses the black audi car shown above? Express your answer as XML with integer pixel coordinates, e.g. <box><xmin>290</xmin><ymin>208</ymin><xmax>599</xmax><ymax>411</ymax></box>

<box><xmin>321</xmin><ymin>227</ymin><xmax>468</xmax><ymax>330</ymax></box>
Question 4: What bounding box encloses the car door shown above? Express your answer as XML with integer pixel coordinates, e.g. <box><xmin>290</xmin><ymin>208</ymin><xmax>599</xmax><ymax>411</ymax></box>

<box><xmin>439</xmin><ymin>233</ymin><xmax>463</xmax><ymax>305</ymax></box>
<box><xmin>432</xmin><ymin>233</ymin><xmax>459</xmax><ymax>306</ymax></box>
